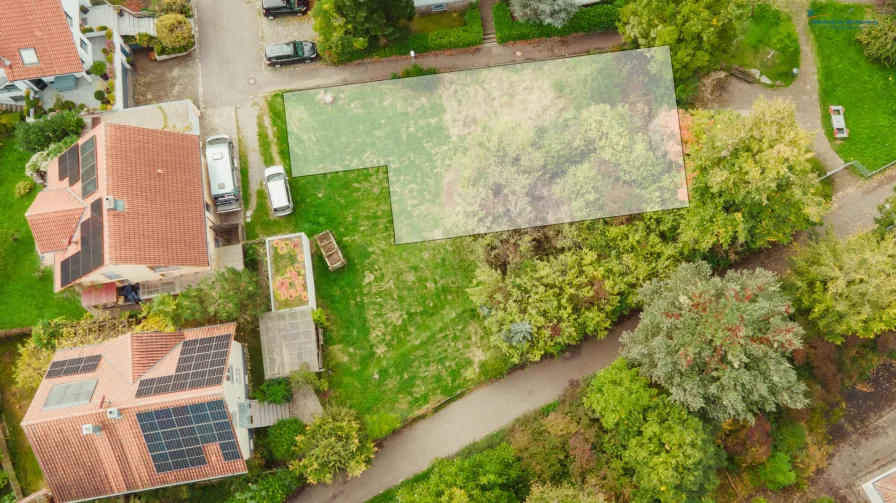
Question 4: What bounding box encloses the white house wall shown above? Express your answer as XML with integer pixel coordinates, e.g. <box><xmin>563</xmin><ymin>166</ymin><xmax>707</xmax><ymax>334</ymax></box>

<box><xmin>222</xmin><ymin>342</ymin><xmax>252</xmax><ymax>459</ymax></box>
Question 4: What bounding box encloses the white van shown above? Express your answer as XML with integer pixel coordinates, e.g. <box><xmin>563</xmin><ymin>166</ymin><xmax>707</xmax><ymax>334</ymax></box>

<box><xmin>205</xmin><ymin>134</ymin><xmax>241</xmax><ymax>213</ymax></box>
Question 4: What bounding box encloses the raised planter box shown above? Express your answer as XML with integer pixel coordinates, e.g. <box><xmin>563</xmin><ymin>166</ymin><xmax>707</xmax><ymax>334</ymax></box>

<box><xmin>265</xmin><ymin>233</ymin><xmax>317</xmax><ymax>311</ymax></box>
<box><xmin>314</xmin><ymin>231</ymin><xmax>346</xmax><ymax>271</ymax></box>
<box><xmin>155</xmin><ymin>45</ymin><xmax>196</xmax><ymax>61</ymax></box>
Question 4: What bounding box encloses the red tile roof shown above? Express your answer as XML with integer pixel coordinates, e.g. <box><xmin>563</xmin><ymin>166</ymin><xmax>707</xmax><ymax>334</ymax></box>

<box><xmin>875</xmin><ymin>472</ymin><xmax>896</xmax><ymax>501</ymax></box>
<box><xmin>25</xmin><ymin>189</ymin><xmax>86</xmax><ymax>253</ymax></box>
<box><xmin>104</xmin><ymin>124</ymin><xmax>209</xmax><ymax>268</ymax></box>
<box><xmin>0</xmin><ymin>0</ymin><xmax>84</xmax><ymax>81</ymax></box>
<box><xmin>29</xmin><ymin>123</ymin><xmax>210</xmax><ymax>291</ymax></box>
<box><xmin>22</xmin><ymin>324</ymin><xmax>245</xmax><ymax>503</ymax></box>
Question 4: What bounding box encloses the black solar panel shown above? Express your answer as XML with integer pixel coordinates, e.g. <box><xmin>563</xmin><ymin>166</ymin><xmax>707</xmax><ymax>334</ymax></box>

<box><xmin>137</xmin><ymin>400</ymin><xmax>240</xmax><ymax>473</ymax></box>
<box><xmin>80</xmin><ymin>136</ymin><xmax>97</xmax><ymax>197</ymax></box>
<box><xmin>58</xmin><ymin>143</ymin><xmax>79</xmax><ymax>182</ymax></box>
<box><xmin>135</xmin><ymin>335</ymin><xmax>231</xmax><ymax>398</ymax></box>
<box><xmin>45</xmin><ymin>355</ymin><xmax>101</xmax><ymax>378</ymax></box>
<box><xmin>59</xmin><ymin>199</ymin><xmax>104</xmax><ymax>288</ymax></box>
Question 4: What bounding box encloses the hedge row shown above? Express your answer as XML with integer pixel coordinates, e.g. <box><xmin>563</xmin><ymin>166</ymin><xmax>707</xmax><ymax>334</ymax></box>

<box><xmin>342</xmin><ymin>7</ymin><xmax>483</xmax><ymax>63</ymax></box>
<box><xmin>493</xmin><ymin>2</ymin><xmax>619</xmax><ymax>44</ymax></box>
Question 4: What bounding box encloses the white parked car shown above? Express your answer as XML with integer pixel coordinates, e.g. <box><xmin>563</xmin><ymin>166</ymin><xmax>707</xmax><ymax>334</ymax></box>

<box><xmin>264</xmin><ymin>165</ymin><xmax>293</xmax><ymax>217</ymax></box>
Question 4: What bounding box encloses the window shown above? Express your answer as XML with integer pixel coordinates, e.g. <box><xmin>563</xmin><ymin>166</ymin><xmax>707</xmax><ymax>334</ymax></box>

<box><xmin>151</xmin><ymin>266</ymin><xmax>181</xmax><ymax>273</ymax></box>
<box><xmin>226</xmin><ymin>365</ymin><xmax>233</xmax><ymax>382</ymax></box>
<box><xmin>65</xmin><ymin>11</ymin><xmax>73</xmax><ymax>29</ymax></box>
<box><xmin>80</xmin><ymin>39</ymin><xmax>88</xmax><ymax>52</ymax></box>
<box><xmin>19</xmin><ymin>48</ymin><xmax>38</xmax><ymax>66</ymax></box>
<box><xmin>431</xmin><ymin>3</ymin><xmax>448</xmax><ymax>11</ymax></box>
<box><xmin>102</xmin><ymin>271</ymin><xmax>123</xmax><ymax>280</ymax></box>
<box><xmin>42</xmin><ymin>379</ymin><xmax>98</xmax><ymax>410</ymax></box>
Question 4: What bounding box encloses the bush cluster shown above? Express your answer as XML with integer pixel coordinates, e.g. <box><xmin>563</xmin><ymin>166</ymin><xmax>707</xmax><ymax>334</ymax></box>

<box><xmin>267</xmin><ymin>418</ymin><xmax>306</xmax><ymax>460</ymax></box>
<box><xmin>256</xmin><ymin>378</ymin><xmax>292</xmax><ymax>404</ymax></box>
<box><xmin>493</xmin><ymin>2</ymin><xmax>619</xmax><ymax>43</ymax></box>
<box><xmin>155</xmin><ymin>13</ymin><xmax>194</xmax><ymax>54</ymax></box>
<box><xmin>13</xmin><ymin>110</ymin><xmax>84</xmax><ymax>153</ymax></box>
<box><xmin>338</xmin><ymin>7</ymin><xmax>483</xmax><ymax>63</ymax></box>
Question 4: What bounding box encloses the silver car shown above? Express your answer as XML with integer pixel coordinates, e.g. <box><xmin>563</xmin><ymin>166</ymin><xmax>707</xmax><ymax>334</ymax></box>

<box><xmin>264</xmin><ymin>165</ymin><xmax>293</xmax><ymax>216</ymax></box>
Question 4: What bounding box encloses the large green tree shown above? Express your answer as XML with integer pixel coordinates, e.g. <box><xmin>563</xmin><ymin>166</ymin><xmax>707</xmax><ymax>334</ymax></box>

<box><xmin>618</xmin><ymin>0</ymin><xmax>747</xmax><ymax>84</ymax></box>
<box><xmin>621</xmin><ymin>262</ymin><xmax>808</xmax><ymax>422</ymax></box>
<box><xmin>678</xmin><ymin>97</ymin><xmax>828</xmax><ymax>261</ymax></box>
<box><xmin>584</xmin><ymin>359</ymin><xmax>723</xmax><ymax>503</ymax></box>
<box><xmin>290</xmin><ymin>406</ymin><xmax>375</xmax><ymax>484</ymax></box>
<box><xmin>312</xmin><ymin>0</ymin><xmax>368</xmax><ymax>63</ymax></box>
<box><xmin>313</xmin><ymin>0</ymin><xmax>413</xmax><ymax>62</ymax></box>
<box><xmin>787</xmin><ymin>230</ymin><xmax>896</xmax><ymax>342</ymax></box>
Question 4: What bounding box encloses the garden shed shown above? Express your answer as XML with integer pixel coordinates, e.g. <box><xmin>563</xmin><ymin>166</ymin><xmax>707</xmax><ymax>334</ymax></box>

<box><xmin>260</xmin><ymin>233</ymin><xmax>323</xmax><ymax>378</ymax></box>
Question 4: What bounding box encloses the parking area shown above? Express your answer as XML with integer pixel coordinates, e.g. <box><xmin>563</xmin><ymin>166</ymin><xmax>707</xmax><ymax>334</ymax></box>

<box><xmin>257</xmin><ymin>6</ymin><xmax>322</xmax><ymax>73</ymax></box>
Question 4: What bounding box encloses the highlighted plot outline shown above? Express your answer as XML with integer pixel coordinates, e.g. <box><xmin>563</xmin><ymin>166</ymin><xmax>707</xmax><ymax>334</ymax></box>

<box><xmin>284</xmin><ymin>47</ymin><xmax>688</xmax><ymax>244</ymax></box>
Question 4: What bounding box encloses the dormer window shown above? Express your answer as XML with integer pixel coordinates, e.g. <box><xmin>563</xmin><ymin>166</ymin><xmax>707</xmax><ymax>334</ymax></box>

<box><xmin>19</xmin><ymin>48</ymin><xmax>39</xmax><ymax>66</ymax></box>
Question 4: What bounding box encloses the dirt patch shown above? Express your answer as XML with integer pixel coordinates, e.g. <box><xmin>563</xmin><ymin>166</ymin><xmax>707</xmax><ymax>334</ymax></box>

<box><xmin>132</xmin><ymin>48</ymin><xmax>200</xmax><ymax>106</ymax></box>
<box><xmin>830</xmin><ymin>363</ymin><xmax>896</xmax><ymax>444</ymax></box>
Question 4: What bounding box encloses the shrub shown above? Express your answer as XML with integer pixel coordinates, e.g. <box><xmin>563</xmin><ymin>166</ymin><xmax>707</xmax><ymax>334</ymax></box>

<box><xmin>0</xmin><ymin>469</ymin><xmax>8</xmax><ymax>489</ymax></box>
<box><xmin>526</xmin><ymin>483</ymin><xmax>606</xmax><ymax>503</ymax></box>
<box><xmin>14</xmin><ymin>110</ymin><xmax>84</xmax><ymax>153</ymax></box>
<box><xmin>267</xmin><ymin>418</ymin><xmax>306</xmax><ymax>460</ymax></box>
<box><xmin>757</xmin><ymin>451</ymin><xmax>797</xmax><ymax>490</ymax></box>
<box><xmin>493</xmin><ymin>2</ymin><xmax>619</xmax><ymax>43</ymax></box>
<box><xmin>396</xmin><ymin>443</ymin><xmax>528</xmax><ymax>503</ymax></box>
<box><xmin>15</xmin><ymin>179</ymin><xmax>34</xmax><ymax>198</ymax></box>
<box><xmin>176</xmin><ymin>267</ymin><xmax>268</xmax><ymax>327</ymax></box>
<box><xmin>311</xmin><ymin>307</ymin><xmax>329</xmax><ymax>328</ymax></box>
<box><xmin>856</xmin><ymin>15</ymin><xmax>896</xmax><ymax>66</ymax></box>
<box><xmin>874</xmin><ymin>187</ymin><xmax>896</xmax><ymax>237</ymax></box>
<box><xmin>260</xmin><ymin>378</ymin><xmax>292</xmax><ymax>404</ymax></box>
<box><xmin>0</xmin><ymin>111</ymin><xmax>21</xmax><ymax>134</ymax></box>
<box><xmin>89</xmin><ymin>60</ymin><xmax>107</xmax><ymax>76</ymax></box>
<box><xmin>289</xmin><ymin>362</ymin><xmax>329</xmax><ymax>393</ymax></box>
<box><xmin>105</xmin><ymin>29</ymin><xmax>113</xmax><ymax>40</ymax></box>
<box><xmin>135</xmin><ymin>31</ymin><xmax>157</xmax><ymax>47</ymax></box>
<box><xmin>159</xmin><ymin>0</ymin><xmax>192</xmax><ymax>16</ymax></box>
<box><xmin>392</xmin><ymin>63</ymin><xmax>438</xmax><ymax>78</ymax></box>
<box><xmin>32</xmin><ymin>317</ymin><xmax>68</xmax><ymax>349</ymax></box>
<box><xmin>290</xmin><ymin>406</ymin><xmax>375</xmax><ymax>484</ymax></box>
<box><xmin>510</xmin><ymin>0</ymin><xmax>578</xmax><ymax>28</ymax></box>
<box><xmin>156</xmin><ymin>13</ymin><xmax>193</xmax><ymax>52</ymax></box>
<box><xmin>230</xmin><ymin>469</ymin><xmax>302</xmax><ymax>503</ymax></box>
<box><xmin>94</xmin><ymin>90</ymin><xmax>106</xmax><ymax>101</ymax></box>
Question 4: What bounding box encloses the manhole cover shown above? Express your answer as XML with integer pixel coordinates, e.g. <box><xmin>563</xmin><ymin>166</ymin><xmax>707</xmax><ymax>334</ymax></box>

<box><xmin>515</xmin><ymin>51</ymin><xmax>522</xmax><ymax>57</ymax></box>
<box><xmin>248</xmin><ymin>78</ymin><xmax>257</xmax><ymax>85</ymax></box>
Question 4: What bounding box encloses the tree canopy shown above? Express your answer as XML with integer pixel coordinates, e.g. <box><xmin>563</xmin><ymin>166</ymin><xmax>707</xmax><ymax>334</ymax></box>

<box><xmin>787</xmin><ymin>230</ymin><xmax>896</xmax><ymax>342</ymax></box>
<box><xmin>584</xmin><ymin>359</ymin><xmax>723</xmax><ymax>502</ymax></box>
<box><xmin>621</xmin><ymin>262</ymin><xmax>809</xmax><ymax>422</ymax></box>
<box><xmin>289</xmin><ymin>406</ymin><xmax>375</xmax><ymax>484</ymax></box>
<box><xmin>510</xmin><ymin>0</ymin><xmax>579</xmax><ymax>27</ymax></box>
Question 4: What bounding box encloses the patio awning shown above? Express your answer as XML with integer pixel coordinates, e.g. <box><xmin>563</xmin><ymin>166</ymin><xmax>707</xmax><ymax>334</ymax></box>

<box><xmin>80</xmin><ymin>282</ymin><xmax>117</xmax><ymax>308</ymax></box>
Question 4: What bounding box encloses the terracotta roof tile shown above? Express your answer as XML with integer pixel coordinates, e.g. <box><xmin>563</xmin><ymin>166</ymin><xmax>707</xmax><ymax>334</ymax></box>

<box><xmin>0</xmin><ymin>0</ymin><xmax>84</xmax><ymax>81</ymax></box>
<box><xmin>22</xmin><ymin>323</ymin><xmax>244</xmax><ymax>503</ymax></box>
<box><xmin>103</xmin><ymin>124</ymin><xmax>209</xmax><ymax>268</ymax></box>
<box><xmin>25</xmin><ymin>189</ymin><xmax>86</xmax><ymax>253</ymax></box>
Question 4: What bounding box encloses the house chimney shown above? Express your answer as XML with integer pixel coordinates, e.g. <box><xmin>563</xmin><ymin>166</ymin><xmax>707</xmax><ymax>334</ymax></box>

<box><xmin>81</xmin><ymin>424</ymin><xmax>102</xmax><ymax>436</ymax></box>
<box><xmin>104</xmin><ymin>196</ymin><xmax>125</xmax><ymax>211</ymax></box>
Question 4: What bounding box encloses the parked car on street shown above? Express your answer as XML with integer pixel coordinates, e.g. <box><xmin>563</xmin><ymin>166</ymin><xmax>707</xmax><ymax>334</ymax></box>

<box><xmin>829</xmin><ymin>105</ymin><xmax>849</xmax><ymax>138</ymax></box>
<box><xmin>264</xmin><ymin>41</ymin><xmax>318</xmax><ymax>67</ymax></box>
<box><xmin>205</xmin><ymin>135</ymin><xmax>242</xmax><ymax>213</ymax></box>
<box><xmin>264</xmin><ymin>165</ymin><xmax>294</xmax><ymax>217</ymax></box>
<box><xmin>262</xmin><ymin>0</ymin><xmax>308</xmax><ymax>18</ymax></box>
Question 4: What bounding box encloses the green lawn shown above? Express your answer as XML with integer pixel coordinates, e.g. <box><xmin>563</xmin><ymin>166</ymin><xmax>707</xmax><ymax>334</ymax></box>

<box><xmin>809</xmin><ymin>2</ymin><xmax>896</xmax><ymax>170</ymax></box>
<box><xmin>250</xmin><ymin>158</ymin><xmax>489</xmax><ymax>438</ymax></box>
<box><xmin>727</xmin><ymin>3</ymin><xmax>801</xmax><ymax>86</ymax></box>
<box><xmin>0</xmin><ymin>135</ymin><xmax>84</xmax><ymax>330</ymax></box>
<box><xmin>410</xmin><ymin>10</ymin><xmax>467</xmax><ymax>34</ymax></box>
<box><xmin>0</xmin><ymin>336</ymin><xmax>43</xmax><ymax>495</ymax></box>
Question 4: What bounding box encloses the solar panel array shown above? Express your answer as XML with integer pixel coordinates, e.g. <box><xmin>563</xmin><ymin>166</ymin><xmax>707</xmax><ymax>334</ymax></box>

<box><xmin>42</xmin><ymin>379</ymin><xmax>98</xmax><ymax>411</ymax></box>
<box><xmin>57</xmin><ymin>143</ymin><xmax>80</xmax><ymax>185</ymax></box>
<box><xmin>46</xmin><ymin>355</ymin><xmax>101</xmax><ymax>378</ymax></box>
<box><xmin>137</xmin><ymin>400</ymin><xmax>242</xmax><ymax>474</ymax></box>
<box><xmin>80</xmin><ymin>136</ymin><xmax>97</xmax><ymax>197</ymax></box>
<box><xmin>60</xmin><ymin>199</ymin><xmax>104</xmax><ymax>288</ymax></box>
<box><xmin>135</xmin><ymin>335</ymin><xmax>231</xmax><ymax>398</ymax></box>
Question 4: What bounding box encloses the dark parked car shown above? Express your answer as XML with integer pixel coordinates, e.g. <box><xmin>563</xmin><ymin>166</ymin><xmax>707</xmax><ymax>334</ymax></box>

<box><xmin>262</xmin><ymin>0</ymin><xmax>308</xmax><ymax>19</ymax></box>
<box><xmin>264</xmin><ymin>41</ymin><xmax>318</xmax><ymax>67</ymax></box>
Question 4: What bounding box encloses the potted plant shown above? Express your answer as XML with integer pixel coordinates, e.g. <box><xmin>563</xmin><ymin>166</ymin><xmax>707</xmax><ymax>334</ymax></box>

<box><xmin>94</xmin><ymin>90</ymin><xmax>106</xmax><ymax>102</ymax></box>
<box><xmin>90</xmin><ymin>60</ymin><xmax>108</xmax><ymax>80</ymax></box>
<box><xmin>80</xmin><ymin>5</ymin><xmax>89</xmax><ymax>14</ymax></box>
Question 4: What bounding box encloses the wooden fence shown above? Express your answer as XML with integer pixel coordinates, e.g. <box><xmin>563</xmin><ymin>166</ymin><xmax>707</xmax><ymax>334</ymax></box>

<box><xmin>0</xmin><ymin>422</ymin><xmax>24</xmax><ymax>500</ymax></box>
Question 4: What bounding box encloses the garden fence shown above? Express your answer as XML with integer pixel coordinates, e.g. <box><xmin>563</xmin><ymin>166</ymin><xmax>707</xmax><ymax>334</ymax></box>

<box><xmin>818</xmin><ymin>158</ymin><xmax>896</xmax><ymax>181</ymax></box>
<box><xmin>0</xmin><ymin>422</ymin><xmax>24</xmax><ymax>500</ymax></box>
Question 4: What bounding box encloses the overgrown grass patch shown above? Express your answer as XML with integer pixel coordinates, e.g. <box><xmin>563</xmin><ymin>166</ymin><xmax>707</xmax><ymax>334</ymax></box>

<box><xmin>0</xmin><ymin>135</ymin><xmax>84</xmax><ymax>330</ymax></box>
<box><xmin>256</xmin><ymin>105</ymin><xmax>276</xmax><ymax>167</ymax></box>
<box><xmin>809</xmin><ymin>1</ymin><xmax>896</xmax><ymax>170</ymax></box>
<box><xmin>726</xmin><ymin>3</ymin><xmax>800</xmax><ymax>85</ymax></box>
<box><xmin>250</xmin><ymin>166</ymin><xmax>487</xmax><ymax>431</ymax></box>
<box><xmin>0</xmin><ymin>335</ymin><xmax>44</xmax><ymax>494</ymax></box>
<box><xmin>411</xmin><ymin>10</ymin><xmax>467</xmax><ymax>33</ymax></box>
<box><xmin>267</xmin><ymin>94</ymin><xmax>291</xmax><ymax>174</ymax></box>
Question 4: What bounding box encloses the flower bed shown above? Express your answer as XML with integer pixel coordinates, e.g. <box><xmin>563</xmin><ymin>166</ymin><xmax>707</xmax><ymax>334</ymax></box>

<box><xmin>266</xmin><ymin>233</ymin><xmax>316</xmax><ymax>311</ymax></box>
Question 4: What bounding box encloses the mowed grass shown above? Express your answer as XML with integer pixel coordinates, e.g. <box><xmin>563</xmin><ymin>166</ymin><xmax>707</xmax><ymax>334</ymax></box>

<box><xmin>727</xmin><ymin>3</ymin><xmax>800</xmax><ymax>85</ymax></box>
<box><xmin>250</xmin><ymin>164</ymin><xmax>486</xmax><ymax>436</ymax></box>
<box><xmin>410</xmin><ymin>10</ymin><xmax>467</xmax><ymax>33</ymax></box>
<box><xmin>0</xmin><ymin>135</ymin><xmax>84</xmax><ymax>330</ymax></box>
<box><xmin>0</xmin><ymin>336</ymin><xmax>44</xmax><ymax>494</ymax></box>
<box><xmin>809</xmin><ymin>2</ymin><xmax>896</xmax><ymax>170</ymax></box>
